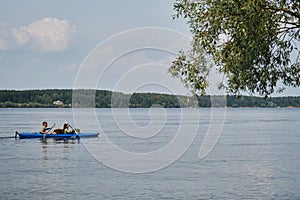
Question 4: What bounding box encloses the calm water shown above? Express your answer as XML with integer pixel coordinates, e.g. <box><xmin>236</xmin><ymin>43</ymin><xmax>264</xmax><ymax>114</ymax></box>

<box><xmin>0</xmin><ymin>108</ymin><xmax>299</xmax><ymax>199</ymax></box>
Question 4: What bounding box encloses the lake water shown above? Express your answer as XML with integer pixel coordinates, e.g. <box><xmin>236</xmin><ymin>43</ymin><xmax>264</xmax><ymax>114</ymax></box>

<box><xmin>0</xmin><ymin>108</ymin><xmax>299</xmax><ymax>199</ymax></box>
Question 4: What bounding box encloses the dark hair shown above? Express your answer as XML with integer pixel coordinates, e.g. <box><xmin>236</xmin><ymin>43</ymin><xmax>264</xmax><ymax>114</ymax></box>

<box><xmin>63</xmin><ymin>123</ymin><xmax>69</xmax><ymax>130</ymax></box>
<box><xmin>42</xmin><ymin>121</ymin><xmax>47</xmax><ymax>126</ymax></box>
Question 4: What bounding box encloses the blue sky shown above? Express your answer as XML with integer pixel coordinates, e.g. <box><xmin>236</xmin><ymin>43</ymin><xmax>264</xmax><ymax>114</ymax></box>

<box><xmin>0</xmin><ymin>0</ymin><xmax>299</xmax><ymax>96</ymax></box>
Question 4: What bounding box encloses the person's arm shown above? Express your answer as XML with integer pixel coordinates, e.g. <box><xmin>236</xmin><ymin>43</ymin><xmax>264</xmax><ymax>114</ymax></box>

<box><xmin>64</xmin><ymin>128</ymin><xmax>71</xmax><ymax>133</ymax></box>
<box><xmin>40</xmin><ymin>128</ymin><xmax>47</xmax><ymax>134</ymax></box>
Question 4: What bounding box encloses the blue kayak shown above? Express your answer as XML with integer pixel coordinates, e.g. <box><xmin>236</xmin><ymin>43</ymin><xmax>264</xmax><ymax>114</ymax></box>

<box><xmin>15</xmin><ymin>132</ymin><xmax>99</xmax><ymax>139</ymax></box>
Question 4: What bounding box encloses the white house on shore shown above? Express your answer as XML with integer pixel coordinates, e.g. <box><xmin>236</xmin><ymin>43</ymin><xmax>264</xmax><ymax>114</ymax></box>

<box><xmin>53</xmin><ymin>100</ymin><xmax>63</xmax><ymax>106</ymax></box>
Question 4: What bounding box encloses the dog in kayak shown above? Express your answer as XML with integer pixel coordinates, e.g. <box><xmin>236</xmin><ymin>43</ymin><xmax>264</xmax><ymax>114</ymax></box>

<box><xmin>53</xmin><ymin>122</ymin><xmax>79</xmax><ymax>134</ymax></box>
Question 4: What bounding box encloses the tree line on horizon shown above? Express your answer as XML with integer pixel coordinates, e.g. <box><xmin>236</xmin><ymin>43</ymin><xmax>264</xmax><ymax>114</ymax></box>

<box><xmin>0</xmin><ymin>89</ymin><xmax>299</xmax><ymax>108</ymax></box>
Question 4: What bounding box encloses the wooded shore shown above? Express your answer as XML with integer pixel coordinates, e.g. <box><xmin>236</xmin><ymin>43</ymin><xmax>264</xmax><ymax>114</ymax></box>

<box><xmin>0</xmin><ymin>89</ymin><xmax>299</xmax><ymax>108</ymax></box>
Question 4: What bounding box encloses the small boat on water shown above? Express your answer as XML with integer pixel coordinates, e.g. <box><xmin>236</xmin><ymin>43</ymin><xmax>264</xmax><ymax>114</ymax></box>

<box><xmin>15</xmin><ymin>132</ymin><xmax>99</xmax><ymax>139</ymax></box>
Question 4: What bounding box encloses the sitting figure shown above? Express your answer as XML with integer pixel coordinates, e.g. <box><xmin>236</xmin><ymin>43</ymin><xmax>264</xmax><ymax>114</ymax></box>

<box><xmin>40</xmin><ymin>121</ymin><xmax>53</xmax><ymax>134</ymax></box>
<box><xmin>63</xmin><ymin>122</ymin><xmax>75</xmax><ymax>134</ymax></box>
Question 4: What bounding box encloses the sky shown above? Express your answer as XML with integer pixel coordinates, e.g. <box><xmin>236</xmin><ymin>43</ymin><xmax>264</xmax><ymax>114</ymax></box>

<box><xmin>0</xmin><ymin>0</ymin><xmax>299</xmax><ymax>96</ymax></box>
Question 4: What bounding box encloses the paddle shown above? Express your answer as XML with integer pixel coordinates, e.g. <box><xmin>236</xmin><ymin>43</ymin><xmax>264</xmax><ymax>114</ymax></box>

<box><xmin>47</xmin><ymin>123</ymin><xmax>56</xmax><ymax>132</ymax></box>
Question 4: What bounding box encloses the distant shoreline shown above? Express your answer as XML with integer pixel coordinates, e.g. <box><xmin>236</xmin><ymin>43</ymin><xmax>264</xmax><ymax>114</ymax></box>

<box><xmin>0</xmin><ymin>89</ymin><xmax>299</xmax><ymax>108</ymax></box>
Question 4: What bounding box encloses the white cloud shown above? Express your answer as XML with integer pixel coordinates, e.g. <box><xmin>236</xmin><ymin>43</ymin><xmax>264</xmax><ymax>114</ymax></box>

<box><xmin>1</xmin><ymin>17</ymin><xmax>76</xmax><ymax>52</ymax></box>
<box><xmin>11</xmin><ymin>27</ymin><xmax>30</xmax><ymax>46</ymax></box>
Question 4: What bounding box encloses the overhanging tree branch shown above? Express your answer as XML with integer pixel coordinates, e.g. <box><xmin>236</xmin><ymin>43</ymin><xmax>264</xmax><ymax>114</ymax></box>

<box><xmin>266</xmin><ymin>6</ymin><xmax>300</xmax><ymax>20</ymax></box>
<box><xmin>171</xmin><ymin>0</ymin><xmax>300</xmax><ymax>96</ymax></box>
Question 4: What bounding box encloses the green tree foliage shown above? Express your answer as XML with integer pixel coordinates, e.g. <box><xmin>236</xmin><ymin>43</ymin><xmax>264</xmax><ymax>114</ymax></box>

<box><xmin>170</xmin><ymin>0</ymin><xmax>300</xmax><ymax>96</ymax></box>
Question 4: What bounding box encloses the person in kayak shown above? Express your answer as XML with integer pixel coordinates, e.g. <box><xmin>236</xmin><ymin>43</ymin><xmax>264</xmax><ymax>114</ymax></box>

<box><xmin>63</xmin><ymin>122</ymin><xmax>76</xmax><ymax>134</ymax></box>
<box><xmin>40</xmin><ymin>121</ymin><xmax>53</xmax><ymax>134</ymax></box>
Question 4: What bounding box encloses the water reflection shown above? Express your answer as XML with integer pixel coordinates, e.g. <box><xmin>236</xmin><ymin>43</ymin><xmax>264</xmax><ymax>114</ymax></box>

<box><xmin>40</xmin><ymin>138</ymin><xmax>80</xmax><ymax>161</ymax></box>
<box><xmin>42</xmin><ymin>142</ymin><xmax>48</xmax><ymax>160</ymax></box>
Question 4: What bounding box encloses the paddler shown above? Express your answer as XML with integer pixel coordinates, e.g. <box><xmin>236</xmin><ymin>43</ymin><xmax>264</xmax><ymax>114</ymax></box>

<box><xmin>63</xmin><ymin>122</ymin><xmax>76</xmax><ymax>134</ymax></box>
<box><xmin>40</xmin><ymin>121</ymin><xmax>54</xmax><ymax>134</ymax></box>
